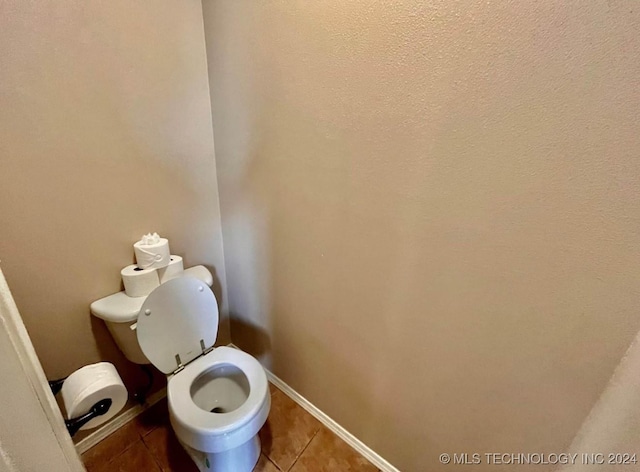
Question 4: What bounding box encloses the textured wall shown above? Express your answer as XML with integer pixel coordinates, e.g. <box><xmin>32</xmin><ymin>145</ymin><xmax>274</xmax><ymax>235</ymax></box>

<box><xmin>203</xmin><ymin>1</ymin><xmax>640</xmax><ymax>470</ymax></box>
<box><xmin>0</xmin><ymin>0</ymin><xmax>229</xmax><ymax>395</ymax></box>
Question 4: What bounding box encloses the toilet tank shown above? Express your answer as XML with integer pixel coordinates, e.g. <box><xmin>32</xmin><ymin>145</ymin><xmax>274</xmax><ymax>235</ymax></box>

<box><xmin>91</xmin><ymin>291</ymin><xmax>149</xmax><ymax>364</ymax></box>
<box><xmin>90</xmin><ymin>266</ymin><xmax>214</xmax><ymax>365</ymax></box>
<box><xmin>108</xmin><ymin>319</ymin><xmax>149</xmax><ymax>364</ymax></box>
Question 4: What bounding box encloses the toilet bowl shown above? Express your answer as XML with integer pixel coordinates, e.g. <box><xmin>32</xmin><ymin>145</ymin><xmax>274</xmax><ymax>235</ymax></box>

<box><xmin>169</xmin><ymin>347</ymin><xmax>270</xmax><ymax>471</ymax></box>
<box><xmin>134</xmin><ymin>276</ymin><xmax>270</xmax><ymax>472</ymax></box>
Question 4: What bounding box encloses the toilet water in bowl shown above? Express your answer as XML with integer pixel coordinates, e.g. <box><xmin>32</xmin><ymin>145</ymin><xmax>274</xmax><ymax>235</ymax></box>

<box><xmin>190</xmin><ymin>364</ymin><xmax>251</xmax><ymax>414</ymax></box>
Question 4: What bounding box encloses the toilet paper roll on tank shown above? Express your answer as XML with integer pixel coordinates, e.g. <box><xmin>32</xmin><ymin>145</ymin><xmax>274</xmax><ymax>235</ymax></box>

<box><xmin>134</xmin><ymin>232</ymin><xmax>171</xmax><ymax>269</ymax></box>
<box><xmin>120</xmin><ymin>234</ymin><xmax>185</xmax><ymax>297</ymax></box>
<box><xmin>158</xmin><ymin>255</ymin><xmax>184</xmax><ymax>283</ymax></box>
<box><xmin>121</xmin><ymin>265</ymin><xmax>159</xmax><ymax>298</ymax></box>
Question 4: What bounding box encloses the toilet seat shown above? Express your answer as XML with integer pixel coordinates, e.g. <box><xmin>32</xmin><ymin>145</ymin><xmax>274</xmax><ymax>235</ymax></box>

<box><xmin>136</xmin><ymin>276</ymin><xmax>219</xmax><ymax>374</ymax></box>
<box><xmin>134</xmin><ymin>277</ymin><xmax>270</xmax><ymax>456</ymax></box>
<box><xmin>168</xmin><ymin>346</ymin><xmax>270</xmax><ymax>453</ymax></box>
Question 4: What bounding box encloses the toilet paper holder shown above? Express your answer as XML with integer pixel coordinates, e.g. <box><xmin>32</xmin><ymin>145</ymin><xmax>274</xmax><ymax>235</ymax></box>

<box><xmin>49</xmin><ymin>377</ymin><xmax>114</xmax><ymax>437</ymax></box>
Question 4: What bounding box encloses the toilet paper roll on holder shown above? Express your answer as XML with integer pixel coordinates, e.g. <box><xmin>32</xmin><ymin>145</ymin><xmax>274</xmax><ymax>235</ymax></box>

<box><xmin>48</xmin><ymin>377</ymin><xmax>113</xmax><ymax>437</ymax></box>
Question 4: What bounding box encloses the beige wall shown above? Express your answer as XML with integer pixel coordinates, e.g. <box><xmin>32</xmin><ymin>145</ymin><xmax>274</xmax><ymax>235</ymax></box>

<box><xmin>203</xmin><ymin>1</ymin><xmax>640</xmax><ymax>470</ymax></box>
<box><xmin>0</xmin><ymin>0</ymin><xmax>229</xmax><ymax>397</ymax></box>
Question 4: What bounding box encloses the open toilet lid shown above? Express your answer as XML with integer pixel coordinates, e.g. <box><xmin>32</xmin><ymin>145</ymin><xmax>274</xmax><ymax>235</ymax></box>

<box><xmin>136</xmin><ymin>276</ymin><xmax>219</xmax><ymax>374</ymax></box>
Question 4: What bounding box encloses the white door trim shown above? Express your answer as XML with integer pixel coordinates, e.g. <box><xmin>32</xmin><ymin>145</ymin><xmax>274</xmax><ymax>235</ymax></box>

<box><xmin>0</xmin><ymin>267</ymin><xmax>85</xmax><ymax>471</ymax></box>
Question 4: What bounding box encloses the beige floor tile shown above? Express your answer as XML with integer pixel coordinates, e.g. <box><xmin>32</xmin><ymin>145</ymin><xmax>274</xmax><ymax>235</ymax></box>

<box><xmin>142</xmin><ymin>424</ymin><xmax>199</xmax><ymax>472</ymax></box>
<box><xmin>259</xmin><ymin>389</ymin><xmax>321</xmax><ymax>471</ymax></box>
<box><xmin>81</xmin><ymin>420</ymin><xmax>141</xmax><ymax>471</ymax></box>
<box><xmin>89</xmin><ymin>440</ymin><xmax>161</xmax><ymax>472</ymax></box>
<box><xmin>254</xmin><ymin>453</ymin><xmax>280</xmax><ymax>472</ymax></box>
<box><xmin>290</xmin><ymin>426</ymin><xmax>378</xmax><ymax>472</ymax></box>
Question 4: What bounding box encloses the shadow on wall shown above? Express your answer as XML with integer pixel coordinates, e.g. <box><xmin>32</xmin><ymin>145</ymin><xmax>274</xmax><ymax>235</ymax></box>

<box><xmin>203</xmin><ymin>263</ymin><xmax>230</xmax><ymax>346</ymax></box>
<box><xmin>230</xmin><ymin>315</ymin><xmax>271</xmax><ymax>359</ymax></box>
<box><xmin>217</xmin><ymin>105</ymin><xmax>385</xmax><ymax>450</ymax></box>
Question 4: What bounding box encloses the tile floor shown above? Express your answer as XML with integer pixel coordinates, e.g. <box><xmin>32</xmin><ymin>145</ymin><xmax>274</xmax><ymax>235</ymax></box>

<box><xmin>82</xmin><ymin>383</ymin><xmax>380</xmax><ymax>472</ymax></box>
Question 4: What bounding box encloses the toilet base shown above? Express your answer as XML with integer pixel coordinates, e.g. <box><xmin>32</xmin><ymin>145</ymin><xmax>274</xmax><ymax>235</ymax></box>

<box><xmin>180</xmin><ymin>435</ymin><xmax>261</xmax><ymax>472</ymax></box>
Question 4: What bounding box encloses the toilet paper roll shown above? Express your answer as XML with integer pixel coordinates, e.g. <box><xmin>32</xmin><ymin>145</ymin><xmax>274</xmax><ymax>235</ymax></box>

<box><xmin>121</xmin><ymin>264</ymin><xmax>160</xmax><ymax>298</ymax></box>
<box><xmin>134</xmin><ymin>236</ymin><xmax>171</xmax><ymax>269</ymax></box>
<box><xmin>157</xmin><ymin>255</ymin><xmax>184</xmax><ymax>283</ymax></box>
<box><xmin>61</xmin><ymin>362</ymin><xmax>127</xmax><ymax>431</ymax></box>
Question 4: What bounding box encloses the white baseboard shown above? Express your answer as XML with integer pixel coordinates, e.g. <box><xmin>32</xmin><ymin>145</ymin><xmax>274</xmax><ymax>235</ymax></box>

<box><xmin>75</xmin><ymin>388</ymin><xmax>167</xmax><ymax>455</ymax></box>
<box><xmin>228</xmin><ymin>344</ymin><xmax>399</xmax><ymax>472</ymax></box>
<box><xmin>265</xmin><ymin>370</ymin><xmax>400</xmax><ymax>472</ymax></box>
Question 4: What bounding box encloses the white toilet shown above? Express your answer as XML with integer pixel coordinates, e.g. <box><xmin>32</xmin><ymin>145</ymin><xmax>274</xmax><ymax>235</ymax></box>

<box><xmin>134</xmin><ymin>276</ymin><xmax>270</xmax><ymax>472</ymax></box>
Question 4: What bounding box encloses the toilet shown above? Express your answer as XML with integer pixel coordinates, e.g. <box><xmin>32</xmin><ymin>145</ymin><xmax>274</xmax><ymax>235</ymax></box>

<box><xmin>135</xmin><ymin>276</ymin><xmax>270</xmax><ymax>472</ymax></box>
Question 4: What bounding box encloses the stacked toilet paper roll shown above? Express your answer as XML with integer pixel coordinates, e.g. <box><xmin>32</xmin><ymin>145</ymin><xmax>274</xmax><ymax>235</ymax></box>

<box><xmin>133</xmin><ymin>233</ymin><xmax>171</xmax><ymax>270</ymax></box>
<box><xmin>61</xmin><ymin>362</ymin><xmax>127</xmax><ymax>431</ymax></box>
<box><xmin>157</xmin><ymin>255</ymin><xmax>184</xmax><ymax>283</ymax></box>
<box><xmin>120</xmin><ymin>233</ymin><xmax>179</xmax><ymax>298</ymax></box>
<box><xmin>121</xmin><ymin>265</ymin><xmax>160</xmax><ymax>298</ymax></box>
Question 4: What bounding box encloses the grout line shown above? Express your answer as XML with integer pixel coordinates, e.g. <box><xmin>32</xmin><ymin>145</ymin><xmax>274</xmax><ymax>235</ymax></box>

<box><xmin>287</xmin><ymin>427</ymin><xmax>321</xmax><ymax>471</ymax></box>
<box><xmin>140</xmin><ymin>437</ymin><xmax>165</xmax><ymax>472</ymax></box>
<box><xmin>272</xmin><ymin>378</ymin><xmax>394</xmax><ymax>471</ymax></box>
<box><xmin>263</xmin><ymin>450</ymin><xmax>283</xmax><ymax>471</ymax></box>
<box><xmin>265</xmin><ymin>454</ymin><xmax>283</xmax><ymax>472</ymax></box>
